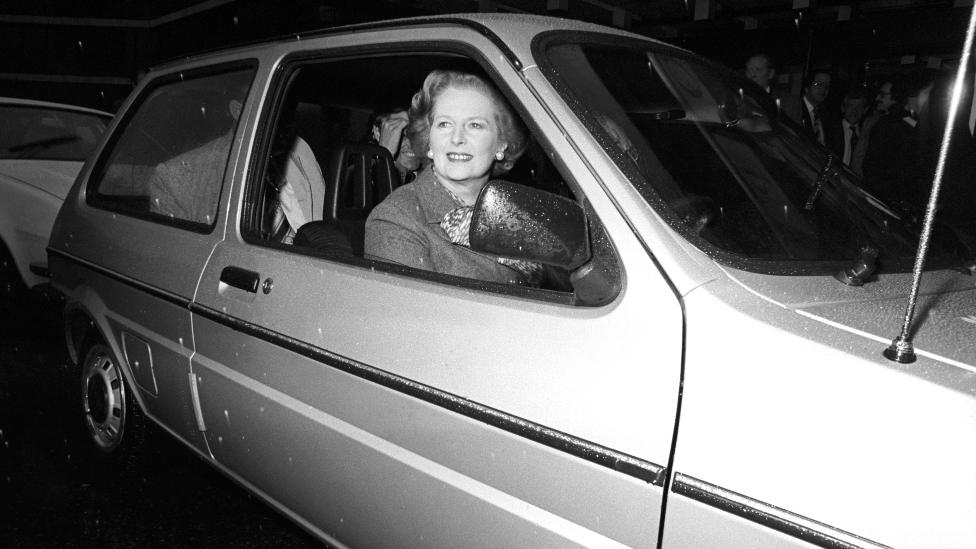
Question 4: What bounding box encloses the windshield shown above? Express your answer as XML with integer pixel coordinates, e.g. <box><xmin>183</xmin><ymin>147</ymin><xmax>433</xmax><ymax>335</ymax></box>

<box><xmin>0</xmin><ymin>105</ymin><xmax>109</xmax><ymax>162</ymax></box>
<box><xmin>542</xmin><ymin>37</ymin><xmax>974</xmax><ymax>275</ymax></box>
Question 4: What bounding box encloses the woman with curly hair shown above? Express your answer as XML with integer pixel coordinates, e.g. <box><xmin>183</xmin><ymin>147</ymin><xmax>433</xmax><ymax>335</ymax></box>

<box><xmin>364</xmin><ymin>69</ymin><xmax>542</xmax><ymax>285</ymax></box>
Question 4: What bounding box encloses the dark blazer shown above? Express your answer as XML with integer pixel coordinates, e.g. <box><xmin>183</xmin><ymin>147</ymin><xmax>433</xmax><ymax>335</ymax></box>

<box><xmin>796</xmin><ymin>97</ymin><xmax>822</xmax><ymax>141</ymax></box>
<box><xmin>861</xmin><ymin>110</ymin><xmax>923</xmax><ymax>210</ymax></box>
<box><xmin>364</xmin><ymin>168</ymin><xmax>532</xmax><ymax>285</ymax></box>
<box><xmin>824</xmin><ymin>118</ymin><xmax>870</xmax><ymax>176</ymax></box>
<box><xmin>774</xmin><ymin>91</ymin><xmax>803</xmax><ymax>126</ymax></box>
<box><xmin>823</xmin><ymin>117</ymin><xmax>844</xmax><ymax>158</ymax></box>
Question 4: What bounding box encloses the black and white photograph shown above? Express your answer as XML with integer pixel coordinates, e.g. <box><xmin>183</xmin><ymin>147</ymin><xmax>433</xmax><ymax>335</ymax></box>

<box><xmin>2</xmin><ymin>1</ymin><xmax>975</xmax><ymax>547</ymax></box>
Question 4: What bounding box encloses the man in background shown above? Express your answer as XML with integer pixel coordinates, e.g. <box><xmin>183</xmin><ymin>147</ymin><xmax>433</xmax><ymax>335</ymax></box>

<box><xmin>862</xmin><ymin>78</ymin><xmax>923</xmax><ymax>216</ymax></box>
<box><xmin>825</xmin><ymin>89</ymin><xmax>870</xmax><ymax>176</ymax></box>
<box><xmin>745</xmin><ymin>53</ymin><xmax>800</xmax><ymax>124</ymax></box>
<box><xmin>745</xmin><ymin>53</ymin><xmax>776</xmax><ymax>93</ymax></box>
<box><xmin>799</xmin><ymin>70</ymin><xmax>831</xmax><ymax>144</ymax></box>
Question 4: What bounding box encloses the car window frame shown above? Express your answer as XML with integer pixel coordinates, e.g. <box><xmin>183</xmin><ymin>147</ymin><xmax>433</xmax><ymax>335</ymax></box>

<box><xmin>85</xmin><ymin>59</ymin><xmax>258</xmax><ymax>235</ymax></box>
<box><xmin>239</xmin><ymin>41</ymin><xmax>620</xmax><ymax>307</ymax></box>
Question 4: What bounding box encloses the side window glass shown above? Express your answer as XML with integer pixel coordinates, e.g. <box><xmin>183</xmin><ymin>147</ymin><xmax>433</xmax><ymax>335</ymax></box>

<box><xmin>243</xmin><ymin>53</ymin><xmax>614</xmax><ymax>303</ymax></box>
<box><xmin>89</xmin><ymin>67</ymin><xmax>254</xmax><ymax>229</ymax></box>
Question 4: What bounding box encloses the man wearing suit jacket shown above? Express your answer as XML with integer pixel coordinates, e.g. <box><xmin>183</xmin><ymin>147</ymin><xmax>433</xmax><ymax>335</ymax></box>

<box><xmin>745</xmin><ymin>53</ymin><xmax>801</xmax><ymax>125</ymax></box>
<box><xmin>825</xmin><ymin>89</ymin><xmax>870</xmax><ymax>176</ymax></box>
<box><xmin>862</xmin><ymin>79</ymin><xmax>924</xmax><ymax>216</ymax></box>
<box><xmin>798</xmin><ymin>70</ymin><xmax>831</xmax><ymax>144</ymax></box>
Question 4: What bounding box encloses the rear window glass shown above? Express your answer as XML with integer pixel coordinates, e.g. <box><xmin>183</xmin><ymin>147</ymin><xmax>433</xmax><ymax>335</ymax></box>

<box><xmin>88</xmin><ymin>66</ymin><xmax>254</xmax><ymax>229</ymax></box>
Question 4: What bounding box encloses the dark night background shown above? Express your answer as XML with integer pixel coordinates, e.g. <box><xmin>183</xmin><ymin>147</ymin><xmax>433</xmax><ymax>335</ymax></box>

<box><xmin>2</xmin><ymin>0</ymin><xmax>973</xmax><ymax>115</ymax></box>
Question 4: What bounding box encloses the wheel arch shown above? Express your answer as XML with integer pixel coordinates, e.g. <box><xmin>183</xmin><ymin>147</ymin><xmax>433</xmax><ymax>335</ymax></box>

<box><xmin>62</xmin><ymin>294</ymin><xmax>153</xmax><ymax>420</ymax></box>
<box><xmin>63</xmin><ymin>300</ymin><xmax>103</xmax><ymax>366</ymax></box>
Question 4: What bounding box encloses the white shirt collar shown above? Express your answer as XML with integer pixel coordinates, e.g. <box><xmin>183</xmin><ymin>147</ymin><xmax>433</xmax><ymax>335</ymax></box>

<box><xmin>803</xmin><ymin>96</ymin><xmax>816</xmax><ymax>113</ymax></box>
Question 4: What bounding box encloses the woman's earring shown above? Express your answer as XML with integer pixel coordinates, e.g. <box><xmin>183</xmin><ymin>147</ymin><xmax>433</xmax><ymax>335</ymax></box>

<box><xmin>495</xmin><ymin>151</ymin><xmax>505</xmax><ymax>161</ymax></box>
<box><xmin>426</xmin><ymin>150</ymin><xmax>434</xmax><ymax>159</ymax></box>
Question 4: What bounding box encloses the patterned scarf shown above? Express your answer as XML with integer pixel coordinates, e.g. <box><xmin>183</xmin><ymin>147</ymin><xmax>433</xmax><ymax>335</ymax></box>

<box><xmin>439</xmin><ymin>193</ymin><xmax>545</xmax><ymax>286</ymax></box>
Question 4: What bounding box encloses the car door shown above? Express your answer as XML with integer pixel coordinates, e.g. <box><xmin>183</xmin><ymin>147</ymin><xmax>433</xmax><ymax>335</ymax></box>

<box><xmin>51</xmin><ymin>63</ymin><xmax>256</xmax><ymax>453</ymax></box>
<box><xmin>189</xmin><ymin>28</ymin><xmax>683</xmax><ymax>548</ymax></box>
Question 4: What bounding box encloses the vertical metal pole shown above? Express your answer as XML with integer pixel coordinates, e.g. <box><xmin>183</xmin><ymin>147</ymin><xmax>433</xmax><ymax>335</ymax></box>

<box><xmin>884</xmin><ymin>2</ymin><xmax>976</xmax><ymax>363</ymax></box>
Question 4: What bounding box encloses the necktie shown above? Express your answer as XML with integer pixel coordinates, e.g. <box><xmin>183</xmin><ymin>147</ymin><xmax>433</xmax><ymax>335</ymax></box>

<box><xmin>842</xmin><ymin>124</ymin><xmax>858</xmax><ymax>165</ymax></box>
<box><xmin>813</xmin><ymin>109</ymin><xmax>823</xmax><ymax>144</ymax></box>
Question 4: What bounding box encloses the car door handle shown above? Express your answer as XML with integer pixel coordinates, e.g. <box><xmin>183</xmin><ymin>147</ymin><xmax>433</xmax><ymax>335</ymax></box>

<box><xmin>219</xmin><ymin>266</ymin><xmax>260</xmax><ymax>293</ymax></box>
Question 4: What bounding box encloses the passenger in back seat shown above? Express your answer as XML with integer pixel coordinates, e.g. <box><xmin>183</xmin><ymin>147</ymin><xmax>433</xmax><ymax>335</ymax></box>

<box><xmin>370</xmin><ymin>107</ymin><xmax>424</xmax><ymax>183</ymax></box>
<box><xmin>271</xmin><ymin>135</ymin><xmax>326</xmax><ymax>244</ymax></box>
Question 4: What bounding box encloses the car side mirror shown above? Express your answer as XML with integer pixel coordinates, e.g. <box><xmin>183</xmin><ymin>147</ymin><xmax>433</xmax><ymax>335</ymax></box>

<box><xmin>470</xmin><ymin>181</ymin><xmax>617</xmax><ymax>305</ymax></box>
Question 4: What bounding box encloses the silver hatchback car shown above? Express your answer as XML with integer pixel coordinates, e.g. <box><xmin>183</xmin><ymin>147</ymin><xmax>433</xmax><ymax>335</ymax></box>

<box><xmin>49</xmin><ymin>13</ymin><xmax>976</xmax><ymax>549</ymax></box>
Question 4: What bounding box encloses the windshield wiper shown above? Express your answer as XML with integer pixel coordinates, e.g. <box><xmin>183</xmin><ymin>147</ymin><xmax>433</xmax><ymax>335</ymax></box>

<box><xmin>834</xmin><ymin>246</ymin><xmax>879</xmax><ymax>286</ymax></box>
<box><xmin>956</xmin><ymin>259</ymin><xmax>976</xmax><ymax>275</ymax></box>
<box><xmin>648</xmin><ymin>109</ymin><xmax>685</xmax><ymax>121</ymax></box>
<box><xmin>803</xmin><ymin>153</ymin><xmax>836</xmax><ymax>210</ymax></box>
<box><xmin>7</xmin><ymin>134</ymin><xmax>79</xmax><ymax>155</ymax></box>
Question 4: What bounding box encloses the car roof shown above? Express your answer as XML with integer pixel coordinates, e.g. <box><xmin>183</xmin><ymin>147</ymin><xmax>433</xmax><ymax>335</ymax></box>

<box><xmin>0</xmin><ymin>96</ymin><xmax>113</xmax><ymax>119</ymax></box>
<box><xmin>150</xmin><ymin>12</ymin><xmax>666</xmax><ymax>72</ymax></box>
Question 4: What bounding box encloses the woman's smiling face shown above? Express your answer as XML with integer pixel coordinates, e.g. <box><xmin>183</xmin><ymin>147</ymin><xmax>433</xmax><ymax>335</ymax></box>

<box><xmin>429</xmin><ymin>86</ymin><xmax>505</xmax><ymax>188</ymax></box>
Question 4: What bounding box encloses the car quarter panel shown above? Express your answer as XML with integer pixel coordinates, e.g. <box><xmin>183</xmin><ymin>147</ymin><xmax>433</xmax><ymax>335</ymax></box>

<box><xmin>47</xmin><ymin>255</ymin><xmax>202</xmax><ymax>447</ymax></box>
<box><xmin>48</xmin><ymin>65</ymin><xmax>257</xmax><ymax>455</ymax></box>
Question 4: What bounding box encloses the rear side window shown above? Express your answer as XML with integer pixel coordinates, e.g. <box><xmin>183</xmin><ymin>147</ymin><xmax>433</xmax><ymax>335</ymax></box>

<box><xmin>88</xmin><ymin>66</ymin><xmax>254</xmax><ymax>229</ymax></box>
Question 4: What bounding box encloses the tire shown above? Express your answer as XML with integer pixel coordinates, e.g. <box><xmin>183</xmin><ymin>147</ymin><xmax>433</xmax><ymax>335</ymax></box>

<box><xmin>79</xmin><ymin>343</ymin><xmax>144</xmax><ymax>455</ymax></box>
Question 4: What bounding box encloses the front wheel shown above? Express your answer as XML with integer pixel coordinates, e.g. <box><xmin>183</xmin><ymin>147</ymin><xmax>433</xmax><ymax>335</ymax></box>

<box><xmin>80</xmin><ymin>343</ymin><xmax>143</xmax><ymax>453</ymax></box>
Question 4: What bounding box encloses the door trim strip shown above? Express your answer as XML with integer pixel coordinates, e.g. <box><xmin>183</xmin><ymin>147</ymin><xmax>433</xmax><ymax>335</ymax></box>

<box><xmin>48</xmin><ymin>247</ymin><xmax>191</xmax><ymax>308</ymax></box>
<box><xmin>672</xmin><ymin>473</ymin><xmax>893</xmax><ymax>549</ymax></box>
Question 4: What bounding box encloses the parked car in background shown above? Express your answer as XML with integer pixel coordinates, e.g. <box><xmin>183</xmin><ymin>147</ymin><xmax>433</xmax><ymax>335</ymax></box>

<box><xmin>0</xmin><ymin>97</ymin><xmax>111</xmax><ymax>292</ymax></box>
<box><xmin>48</xmin><ymin>13</ymin><xmax>975</xmax><ymax>549</ymax></box>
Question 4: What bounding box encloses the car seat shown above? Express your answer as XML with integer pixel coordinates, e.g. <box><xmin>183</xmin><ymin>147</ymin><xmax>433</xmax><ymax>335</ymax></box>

<box><xmin>293</xmin><ymin>219</ymin><xmax>354</xmax><ymax>256</ymax></box>
<box><xmin>323</xmin><ymin>142</ymin><xmax>399</xmax><ymax>256</ymax></box>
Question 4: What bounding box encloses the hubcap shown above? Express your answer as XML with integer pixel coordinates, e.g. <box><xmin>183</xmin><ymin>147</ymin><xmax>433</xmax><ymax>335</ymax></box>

<box><xmin>82</xmin><ymin>350</ymin><xmax>126</xmax><ymax>451</ymax></box>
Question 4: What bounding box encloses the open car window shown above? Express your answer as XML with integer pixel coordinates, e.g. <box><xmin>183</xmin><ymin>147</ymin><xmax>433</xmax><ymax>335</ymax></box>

<box><xmin>242</xmin><ymin>51</ymin><xmax>606</xmax><ymax>301</ymax></box>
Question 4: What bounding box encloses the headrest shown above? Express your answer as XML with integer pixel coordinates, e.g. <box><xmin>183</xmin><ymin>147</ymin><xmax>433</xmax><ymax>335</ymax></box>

<box><xmin>325</xmin><ymin>142</ymin><xmax>398</xmax><ymax>220</ymax></box>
